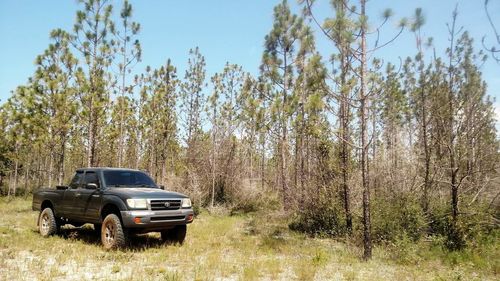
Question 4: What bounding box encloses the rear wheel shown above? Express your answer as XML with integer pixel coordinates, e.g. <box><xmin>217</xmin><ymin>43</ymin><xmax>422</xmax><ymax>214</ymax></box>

<box><xmin>161</xmin><ymin>225</ymin><xmax>187</xmax><ymax>244</ymax></box>
<box><xmin>39</xmin><ymin>208</ymin><xmax>59</xmax><ymax>237</ymax></box>
<box><xmin>101</xmin><ymin>214</ymin><xmax>126</xmax><ymax>250</ymax></box>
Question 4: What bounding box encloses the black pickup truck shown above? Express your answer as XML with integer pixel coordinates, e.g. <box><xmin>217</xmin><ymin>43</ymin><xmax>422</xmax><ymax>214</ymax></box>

<box><xmin>32</xmin><ymin>167</ymin><xmax>194</xmax><ymax>249</ymax></box>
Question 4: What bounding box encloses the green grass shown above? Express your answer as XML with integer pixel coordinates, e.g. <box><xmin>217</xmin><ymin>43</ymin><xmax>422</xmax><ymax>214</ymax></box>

<box><xmin>0</xmin><ymin>197</ymin><xmax>498</xmax><ymax>280</ymax></box>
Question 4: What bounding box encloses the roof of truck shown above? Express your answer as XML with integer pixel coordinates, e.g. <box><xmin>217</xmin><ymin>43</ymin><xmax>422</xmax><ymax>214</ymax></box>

<box><xmin>75</xmin><ymin>167</ymin><xmax>142</xmax><ymax>172</ymax></box>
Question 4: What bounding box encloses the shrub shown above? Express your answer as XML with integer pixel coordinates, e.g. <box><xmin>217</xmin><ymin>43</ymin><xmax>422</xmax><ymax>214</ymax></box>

<box><xmin>371</xmin><ymin>194</ymin><xmax>426</xmax><ymax>243</ymax></box>
<box><xmin>289</xmin><ymin>193</ymin><xmax>346</xmax><ymax>237</ymax></box>
<box><xmin>230</xmin><ymin>188</ymin><xmax>280</xmax><ymax>215</ymax></box>
<box><xmin>429</xmin><ymin>212</ymin><xmax>471</xmax><ymax>251</ymax></box>
<box><xmin>426</xmin><ymin>194</ymin><xmax>500</xmax><ymax>252</ymax></box>
<box><xmin>389</xmin><ymin>233</ymin><xmax>422</xmax><ymax>265</ymax></box>
<box><xmin>189</xmin><ymin>201</ymin><xmax>202</xmax><ymax>216</ymax></box>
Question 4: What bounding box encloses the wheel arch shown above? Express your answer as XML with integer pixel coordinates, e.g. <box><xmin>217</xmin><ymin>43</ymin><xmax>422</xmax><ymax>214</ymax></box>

<box><xmin>40</xmin><ymin>200</ymin><xmax>54</xmax><ymax>211</ymax></box>
<box><xmin>99</xmin><ymin>196</ymin><xmax>127</xmax><ymax>223</ymax></box>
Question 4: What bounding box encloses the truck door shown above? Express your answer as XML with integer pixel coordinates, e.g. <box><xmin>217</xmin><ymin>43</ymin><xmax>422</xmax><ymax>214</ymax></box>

<box><xmin>78</xmin><ymin>171</ymin><xmax>102</xmax><ymax>223</ymax></box>
<box><xmin>60</xmin><ymin>171</ymin><xmax>84</xmax><ymax>219</ymax></box>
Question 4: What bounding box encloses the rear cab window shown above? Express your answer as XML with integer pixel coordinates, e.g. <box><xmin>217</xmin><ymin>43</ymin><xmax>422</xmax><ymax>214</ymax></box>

<box><xmin>69</xmin><ymin>171</ymin><xmax>84</xmax><ymax>189</ymax></box>
<box><xmin>83</xmin><ymin>171</ymin><xmax>100</xmax><ymax>188</ymax></box>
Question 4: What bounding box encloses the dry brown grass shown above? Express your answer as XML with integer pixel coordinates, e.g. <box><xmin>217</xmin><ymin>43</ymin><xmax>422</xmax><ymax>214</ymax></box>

<box><xmin>0</xmin><ymin>197</ymin><xmax>497</xmax><ymax>280</ymax></box>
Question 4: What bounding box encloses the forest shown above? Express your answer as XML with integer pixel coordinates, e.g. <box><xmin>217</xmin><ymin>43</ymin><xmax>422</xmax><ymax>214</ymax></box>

<box><xmin>0</xmin><ymin>0</ymin><xmax>499</xmax><ymax>271</ymax></box>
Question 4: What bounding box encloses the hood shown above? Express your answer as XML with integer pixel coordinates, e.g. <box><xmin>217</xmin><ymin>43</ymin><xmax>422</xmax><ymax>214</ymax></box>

<box><xmin>105</xmin><ymin>187</ymin><xmax>188</xmax><ymax>199</ymax></box>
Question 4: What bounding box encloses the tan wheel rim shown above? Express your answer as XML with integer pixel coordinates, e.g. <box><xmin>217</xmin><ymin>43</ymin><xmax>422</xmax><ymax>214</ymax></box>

<box><xmin>40</xmin><ymin>213</ymin><xmax>49</xmax><ymax>235</ymax></box>
<box><xmin>104</xmin><ymin>222</ymin><xmax>116</xmax><ymax>246</ymax></box>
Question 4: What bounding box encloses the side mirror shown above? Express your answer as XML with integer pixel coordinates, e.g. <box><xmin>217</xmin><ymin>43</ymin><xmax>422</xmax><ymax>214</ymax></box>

<box><xmin>86</xmin><ymin>183</ymin><xmax>98</xmax><ymax>189</ymax></box>
<box><xmin>159</xmin><ymin>185</ymin><xmax>165</xmax><ymax>190</ymax></box>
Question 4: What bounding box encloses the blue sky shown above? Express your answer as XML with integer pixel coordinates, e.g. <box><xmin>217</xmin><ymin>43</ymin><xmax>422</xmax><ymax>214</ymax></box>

<box><xmin>0</xmin><ymin>0</ymin><xmax>499</xmax><ymax>125</ymax></box>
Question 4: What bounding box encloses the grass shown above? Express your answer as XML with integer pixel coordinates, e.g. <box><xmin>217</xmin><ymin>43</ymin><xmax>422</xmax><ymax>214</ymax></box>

<box><xmin>0</xmin><ymin>197</ymin><xmax>498</xmax><ymax>280</ymax></box>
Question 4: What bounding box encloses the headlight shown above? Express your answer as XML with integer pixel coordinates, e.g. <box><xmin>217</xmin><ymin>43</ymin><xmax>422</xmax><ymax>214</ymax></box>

<box><xmin>181</xmin><ymin>198</ymin><xmax>192</xmax><ymax>208</ymax></box>
<box><xmin>126</xmin><ymin>199</ymin><xmax>147</xmax><ymax>209</ymax></box>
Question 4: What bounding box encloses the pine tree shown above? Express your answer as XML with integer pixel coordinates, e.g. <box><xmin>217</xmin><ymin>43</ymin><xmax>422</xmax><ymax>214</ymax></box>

<box><xmin>71</xmin><ymin>0</ymin><xmax>116</xmax><ymax>167</ymax></box>
<box><xmin>292</xmin><ymin>24</ymin><xmax>316</xmax><ymax>198</ymax></box>
<box><xmin>261</xmin><ymin>0</ymin><xmax>305</xmax><ymax>209</ymax></box>
<box><xmin>137</xmin><ymin>61</ymin><xmax>179</xmax><ymax>183</ymax></box>
<box><xmin>208</xmin><ymin>63</ymin><xmax>246</xmax><ymax>206</ymax></box>
<box><xmin>318</xmin><ymin>0</ymin><xmax>358</xmax><ymax>234</ymax></box>
<box><xmin>380</xmin><ymin>63</ymin><xmax>408</xmax><ymax>171</ymax></box>
<box><xmin>180</xmin><ymin>47</ymin><xmax>207</xmax><ymax>202</ymax></box>
<box><xmin>181</xmin><ymin>47</ymin><xmax>206</xmax><ymax>148</ymax></box>
<box><xmin>113</xmin><ymin>0</ymin><xmax>141</xmax><ymax>167</ymax></box>
<box><xmin>239</xmin><ymin>75</ymin><xmax>269</xmax><ymax>187</ymax></box>
<box><xmin>2</xmin><ymin>85</ymin><xmax>45</xmax><ymax>195</ymax></box>
<box><xmin>32</xmin><ymin>29</ymin><xmax>78</xmax><ymax>185</ymax></box>
<box><xmin>357</xmin><ymin>0</ymin><xmax>373</xmax><ymax>260</ymax></box>
<box><xmin>0</xmin><ymin>106</ymin><xmax>8</xmax><ymax>189</ymax></box>
<box><xmin>153</xmin><ymin>60</ymin><xmax>178</xmax><ymax>184</ymax></box>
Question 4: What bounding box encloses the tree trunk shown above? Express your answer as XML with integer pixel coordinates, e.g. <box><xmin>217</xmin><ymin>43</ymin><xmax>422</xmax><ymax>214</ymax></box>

<box><xmin>360</xmin><ymin>0</ymin><xmax>372</xmax><ymax>260</ymax></box>
<box><xmin>261</xmin><ymin>136</ymin><xmax>265</xmax><ymax>190</ymax></box>
<box><xmin>13</xmin><ymin>157</ymin><xmax>19</xmax><ymax>197</ymax></box>
<box><xmin>211</xmin><ymin>106</ymin><xmax>217</xmax><ymax>208</ymax></box>
<box><xmin>299</xmin><ymin>104</ymin><xmax>305</xmax><ymax>203</ymax></box>
<box><xmin>48</xmin><ymin>149</ymin><xmax>54</xmax><ymax>188</ymax></box>
<box><xmin>23</xmin><ymin>161</ymin><xmax>29</xmax><ymax>196</ymax></box>
<box><xmin>340</xmin><ymin>47</ymin><xmax>352</xmax><ymax>235</ymax></box>
<box><xmin>281</xmin><ymin>51</ymin><xmax>289</xmax><ymax>210</ymax></box>
<box><xmin>8</xmin><ymin>170</ymin><xmax>12</xmax><ymax>197</ymax></box>
<box><xmin>58</xmin><ymin>138</ymin><xmax>66</xmax><ymax>186</ymax></box>
<box><xmin>448</xmin><ymin>8</ymin><xmax>459</xmax><ymax>225</ymax></box>
<box><xmin>421</xmin><ymin>83</ymin><xmax>431</xmax><ymax>215</ymax></box>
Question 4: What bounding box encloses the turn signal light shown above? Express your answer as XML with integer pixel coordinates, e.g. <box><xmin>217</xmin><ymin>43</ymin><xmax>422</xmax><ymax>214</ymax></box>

<box><xmin>187</xmin><ymin>214</ymin><xmax>194</xmax><ymax>222</ymax></box>
<box><xmin>134</xmin><ymin>217</ymin><xmax>142</xmax><ymax>224</ymax></box>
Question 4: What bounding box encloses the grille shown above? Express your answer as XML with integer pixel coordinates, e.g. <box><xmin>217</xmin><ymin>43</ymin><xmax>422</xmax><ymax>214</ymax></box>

<box><xmin>150</xmin><ymin>199</ymin><xmax>181</xmax><ymax>210</ymax></box>
<box><xmin>150</xmin><ymin>216</ymin><xmax>185</xmax><ymax>221</ymax></box>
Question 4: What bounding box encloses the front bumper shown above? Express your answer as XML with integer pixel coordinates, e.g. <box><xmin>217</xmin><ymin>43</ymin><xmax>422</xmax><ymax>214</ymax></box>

<box><xmin>120</xmin><ymin>208</ymin><xmax>194</xmax><ymax>230</ymax></box>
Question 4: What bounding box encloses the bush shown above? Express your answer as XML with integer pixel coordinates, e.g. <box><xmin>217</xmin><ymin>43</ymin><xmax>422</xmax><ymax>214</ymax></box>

<box><xmin>230</xmin><ymin>188</ymin><xmax>281</xmax><ymax>215</ymax></box>
<box><xmin>388</xmin><ymin>233</ymin><xmax>422</xmax><ymax>265</ymax></box>
<box><xmin>192</xmin><ymin>203</ymin><xmax>201</xmax><ymax>216</ymax></box>
<box><xmin>426</xmin><ymin>198</ymin><xmax>499</xmax><ymax>251</ymax></box>
<box><xmin>444</xmin><ymin>219</ymin><xmax>466</xmax><ymax>251</ymax></box>
<box><xmin>289</xmin><ymin>194</ymin><xmax>346</xmax><ymax>237</ymax></box>
<box><xmin>428</xmin><ymin>209</ymin><xmax>471</xmax><ymax>251</ymax></box>
<box><xmin>0</xmin><ymin>185</ymin><xmax>7</xmax><ymax>196</ymax></box>
<box><xmin>371</xmin><ymin>194</ymin><xmax>426</xmax><ymax>243</ymax></box>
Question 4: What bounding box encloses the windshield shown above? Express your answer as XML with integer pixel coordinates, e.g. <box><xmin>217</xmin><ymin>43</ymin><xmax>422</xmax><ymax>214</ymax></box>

<box><xmin>103</xmin><ymin>170</ymin><xmax>157</xmax><ymax>188</ymax></box>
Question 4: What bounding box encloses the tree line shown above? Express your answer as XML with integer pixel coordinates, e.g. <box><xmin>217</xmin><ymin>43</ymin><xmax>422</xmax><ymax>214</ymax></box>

<box><xmin>0</xmin><ymin>0</ymin><xmax>498</xmax><ymax>259</ymax></box>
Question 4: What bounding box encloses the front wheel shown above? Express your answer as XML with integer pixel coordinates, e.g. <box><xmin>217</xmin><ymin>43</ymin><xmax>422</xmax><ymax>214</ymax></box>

<box><xmin>161</xmin><ymin>225</ymin><xmax>187</xmax><ymax>244</ymax></box>
<box><xmin>39</xmin><ymin>208</ymin><xmax>59</xmax><ymax>237</ymax></box>
<box><xmin>101</xmin><ymin>214</ymin><xmax>127</xmax><ymax>250</ymax></box>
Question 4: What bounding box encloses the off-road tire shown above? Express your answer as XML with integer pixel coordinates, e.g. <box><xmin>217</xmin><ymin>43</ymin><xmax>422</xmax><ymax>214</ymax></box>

<box><xmin>101</xmin><ymin>214</ymin><xmax>126</xmax><ymax>250</ymax></box>
<box><xmin>39</xmin><ymin>208</ymin><xmax>59</xmax><ymax>237</ymax></box>
<box><xmin>161</xmin><ymin>225</ymin><xmax>187</xmax><ymax>244</ymax></box>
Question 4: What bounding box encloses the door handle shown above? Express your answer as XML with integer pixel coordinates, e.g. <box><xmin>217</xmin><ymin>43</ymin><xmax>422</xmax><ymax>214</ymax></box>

<box><xmin>92</xmin><ymin>195</ymin><xmax>100</xmax><ymax>197</ymax></box>
<box><xmin>75</xmin><ymin>193</ymin><xmax>81</xmax><ymax>197</ymax></box>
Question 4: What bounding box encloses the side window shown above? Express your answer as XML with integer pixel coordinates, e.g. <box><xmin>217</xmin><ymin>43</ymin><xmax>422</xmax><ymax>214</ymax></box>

<box><xmin>69</xmin><ymin>171</ymin><xmax>83</xmax><ymax>189</ymax></box>
<box><xmin>83</xmin><ymin>171</ymin><xmax>99</xmax><ymax>188</ymax></box>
